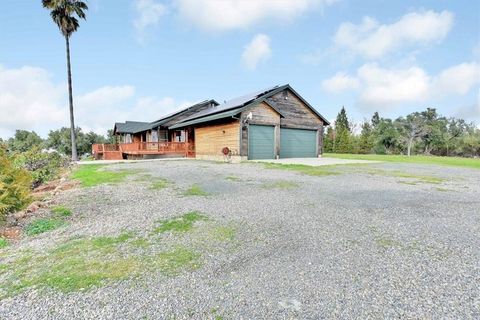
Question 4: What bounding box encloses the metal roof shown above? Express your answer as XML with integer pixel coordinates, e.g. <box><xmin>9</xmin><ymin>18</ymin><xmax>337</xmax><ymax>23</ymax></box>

<box><xmin>169</xmin><ymin>109</ymin><xmax>243</xmax><ymax>129</ymax></box>
<box><xmin>150</xmin><ymin>99</ymin><xmax>219</xmax><ymax>128</ymax></box>
<box><xmin>114</xmin><ymin>121</ymin><xmax>152</xmax><ymax>134</ymax></box>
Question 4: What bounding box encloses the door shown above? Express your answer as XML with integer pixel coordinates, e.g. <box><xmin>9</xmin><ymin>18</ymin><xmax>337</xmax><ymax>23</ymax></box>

<box><xmin>248</xmin><ymin>125</ymin><xmax>275</xmax><ymax>160</ymax></box>
<box><xmin>280</xmin><ymin>128</ymin><xmax>317</xmax><ymax>158</ymax></box>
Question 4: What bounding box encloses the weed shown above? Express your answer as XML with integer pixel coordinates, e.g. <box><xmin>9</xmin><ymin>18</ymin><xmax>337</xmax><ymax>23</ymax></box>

<box><xmin>151</xmin><ymin>247</ymin><xmax>200</xmax><ymax>275</ymax></box>
<box><xmin>261</xmin><ymin>180</ymin><xmax>299</xmax><ymax>189</ymax></box>
<box><xmin>150</xmin><ymin>179</ymin><xmax>169</xmax><ymax>190</ymax></box>
<box><xmin>0</xmin><ymin>238</ymin><xmax>8</xmax><ymax>249</ymax></box>
<box><xmin>209</xmin><ymin>226</ymin><xmax>236</xmax><ymax>242</ymax></box>
<box><xmin>155</xmin><ymin>211</ymin><xmax>208</xmax><ymax>234</ymax></box>
<box><xmin>264</xmin><ymin>163</ymin><xmax>340</xmax><ymax>176</ymax></box>
<box><xmin>25</xmin><ymin>219</ymin><xmax>65</xmax><ymax>236</ymax></box>
<box><xmin>182</xmin><ymin>184</ymin><xmax>209</xmax><ymax>196</ymax></box>
<box><xmin>52</xmin><ymin>206</ymin><xmax>72</xmax><ymax>217</ymax></box>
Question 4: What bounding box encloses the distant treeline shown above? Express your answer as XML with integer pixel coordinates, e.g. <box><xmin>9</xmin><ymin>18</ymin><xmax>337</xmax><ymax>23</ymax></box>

<box><xmin>325</xmin><ymin>107</ymin><xmax>480</xmax><ymax>158</ymax></box>
<box><xmin>1</xmin><ymin>127</ymin><xmax>114</xmax><ymax>157</ymax></box>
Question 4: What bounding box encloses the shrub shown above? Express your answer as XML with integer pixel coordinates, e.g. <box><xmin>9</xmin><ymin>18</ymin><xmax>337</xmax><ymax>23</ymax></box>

<box><xmin>0</xmin><ymin>147</ymin><xmax>32</xmax><ymax>220</ymax></box>
<box><xmin>52</xmin><ymin>206</ymin><xmax>72</xmax><ymax>217</ymax></box>
<box><xmin>13</xmin><ymin>147</ymin><xmax>69</xmax><ymax>187</ymax></box>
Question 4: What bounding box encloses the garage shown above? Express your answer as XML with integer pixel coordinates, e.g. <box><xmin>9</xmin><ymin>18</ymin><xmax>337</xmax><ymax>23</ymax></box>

<box><xmin>280</xmin><ymin>128</ymin><xmax>317</xmax><ymax>158</ymax></box>
<box><xmin>248</xmin><ymin>125</ymin><xmax>275</xmax><ymax>160</ymax></box>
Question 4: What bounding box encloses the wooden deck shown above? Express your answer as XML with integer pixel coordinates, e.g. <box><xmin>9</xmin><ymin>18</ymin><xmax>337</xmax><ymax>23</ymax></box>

<box><xmin>92</xmin><ymin>142</ymin><xmax>194</xmax><ymax>160</ymax></box>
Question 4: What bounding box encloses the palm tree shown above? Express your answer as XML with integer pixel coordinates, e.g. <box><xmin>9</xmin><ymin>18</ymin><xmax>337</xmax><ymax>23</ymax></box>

<box><xmin>42</xmin><ymin>0</ymin><xmax>88</xmax><ymax>161</ymax></box>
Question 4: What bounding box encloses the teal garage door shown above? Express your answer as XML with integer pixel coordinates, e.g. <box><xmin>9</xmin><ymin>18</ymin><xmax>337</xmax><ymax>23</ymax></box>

<box><xmin>280</xmin><ymin>128</ymin><xmax>317</xmax><ymax>158</ymax></box>
<box><xmin>248</xmin><ymin>125</ymin><xmax>275</xmax><ymax>160</ymax></box>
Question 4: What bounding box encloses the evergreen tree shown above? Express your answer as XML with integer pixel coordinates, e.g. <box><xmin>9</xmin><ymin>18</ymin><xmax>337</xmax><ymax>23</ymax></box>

<box><xmin>371</xmin><ymin>112</ymin><xmax>380</xmax><ymax>128</ymax></box>
<box><xmin>323</xmin><ymin>126</ymin><xmax>335</xmax><ymax>152</ymax></box>
<box><xmin>334</xmin><ymin>107</ymin><xmax>352</xmax><ymax>153</ymax></box>
<box><xmin>358</xmin><ymin>122</ymin><xmax>374</xmax><ymax>154</ymax></box>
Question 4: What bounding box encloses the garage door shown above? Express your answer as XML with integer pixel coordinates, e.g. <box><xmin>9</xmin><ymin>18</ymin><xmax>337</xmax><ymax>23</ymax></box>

<box><xmin>248</xmin><ymin>125</ymin><xmax>275</xmax><ymax>160</ymax></box>
<box><xmin>280</xmin><ymin>128</ymin><xmax>317</xmax><ymax>158</ymax></box>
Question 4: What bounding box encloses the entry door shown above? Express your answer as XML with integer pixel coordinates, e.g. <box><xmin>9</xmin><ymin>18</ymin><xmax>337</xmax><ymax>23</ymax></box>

<box><xmin>280</xmin><ymin>128</ymin><xmax>317</xmax><ymax>158</ymax></box>
<box><xmin>248</xmin><ymin>125</ymin><xmax>275</xmax><ymax>160</ymax></box>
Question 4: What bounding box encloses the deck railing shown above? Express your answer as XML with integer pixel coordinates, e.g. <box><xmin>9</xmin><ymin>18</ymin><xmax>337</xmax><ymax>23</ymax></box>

<box><xmin>92</xmin><ymin>142</ymin><xmax>193</xmax><ymax>156</ymax></box>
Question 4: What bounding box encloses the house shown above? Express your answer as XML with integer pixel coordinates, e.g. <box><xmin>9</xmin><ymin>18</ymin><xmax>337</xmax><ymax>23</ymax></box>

<box><xmin>93</xmin><ymin>85</ymin><xmax>330</xmax><ymax>161</ymax></box>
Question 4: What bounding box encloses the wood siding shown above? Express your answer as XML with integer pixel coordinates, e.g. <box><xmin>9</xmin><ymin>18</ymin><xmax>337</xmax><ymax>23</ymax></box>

<box><xmin>240</xmin><ymin>102</ymin><xmax>281</xmax><ymax>157</ymax></box>
<box><xmin>267</xmin><ymin>90</ymin><xmax>324</xmax><ymax>130</ymax></box>
<box><xmin>195</xmin><ymin>120</ymin><xmax>241</xmax><ymax>156</ymax></box>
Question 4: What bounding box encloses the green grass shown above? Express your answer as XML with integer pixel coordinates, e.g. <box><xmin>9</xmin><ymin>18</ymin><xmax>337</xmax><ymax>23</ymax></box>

<box><xmin>71</xmin><ymin>165</ymin><xmax>135</xmax><ymax>187</ymax></box>
<box><xmin>149</xmin><ymin>179</ymin><xmax>169</xmax><ymax>190</ymax></box>
<box><xmin>182</xmin><ymin>184</ymin><xmax>209</xmax><ymax>196</ymax></box>
<box><xmin>225</xmin><ymin>175</ymin><xmax>241</xmax><ymax>181</ymax></box>
<box><xmin>261</xmin><ymin>180</ymin><xmax>299</xmax><ymax>189</ymax></box>
<box><xmin>154</xmin><ymin>211</ymin><xmax>208</xmax><ymax>233</ymax></box>
<box><xmin>51</xmin><ymin>206</ymin><xmax>72</xmax><ymax>217</ymax></box>
<box><xmin>389</xmin><ymin>171</ymin><xmax>445</xmax><ymax>184</ymax></box>
<box><xmin>25</xmin><ymin>218</ymin><xmax>65</xmax><ymax>236</ymax></box>
<box><xmin>264</xmin><ymin>163</ymin><xmax>340</xmax><ymax>176</ymax></box>
<box><xmin>1</xmin><ymin>212</ymin><xmax>237</xmax><ymax>299</ymax></box>
<box><xmin>324</xmin><ymin>153</ymin><xmax>480</xmax><ymax>169</ymax></box>
<box><xmin>0</xmin><ymin>238</ymin><xmax>8</xmax><ymax>249</ymax></box>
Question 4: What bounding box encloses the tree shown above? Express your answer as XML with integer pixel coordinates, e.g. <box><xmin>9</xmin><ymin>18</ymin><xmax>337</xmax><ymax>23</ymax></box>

<box><xmin>374</xmin><ymin>119</ymin><xmax>400</xmax><ymax>154</ymax></box>
<box><xmin>7</xmin><ymin>130</ymin><xmax>44</xmax><ymax>153</ymax></box>
<box><xmin>46</xmin><ymin>127</ymin><xmax>105</xmax><ymax>156</ymax></box>
<box><xmin>333</xmin><ymin>107</ymin><xmax>352</xmax><ymax>153</ymax></box>
<box><xmin>323</xmin><ymin>126</ymin><xmax>335</xmax><ymax>153</ymax></box>
<box><xmin>371</xmin><ymin>112</ymin><xmax>380</xmax><ymax>128</ymax></box>
<box><xmin>396</xmin><ymin>113</ymin><xmax>427</xmax><ymax>156</ymax></box>
<box><xmin>42</xmin><ymin>0</ymin><xmax>88</xmax><ymax>161</ymax></box>
<box><xmin>358</xmin><ymin>121</ymin><xmax>374</xmax><ymax>154</ymax></box>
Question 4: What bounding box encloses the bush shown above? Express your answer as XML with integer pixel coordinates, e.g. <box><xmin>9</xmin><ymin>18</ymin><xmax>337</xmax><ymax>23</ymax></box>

<box><xmin>0</xmin><ymin>147</ymin><xmax>32</xmax><ymax>219</ymax></box>
<box><xmin>13</xmin><ymin>147</ymin><xmax>70</xmax><ymax>187</ymax></box>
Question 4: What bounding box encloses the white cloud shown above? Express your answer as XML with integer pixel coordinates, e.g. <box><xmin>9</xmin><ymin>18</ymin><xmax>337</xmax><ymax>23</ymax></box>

<box><xmin>133</xmin><ymin>0</ymin><xmax>167</xmax><ymax>42</ymax></box>
<box><xmin>321</xmin><ymin>72</ymin><xmax>359</xmax><ymax>92</ymax></box>
<box><xmin>433</xmin><ymin>62</ymin><xmax>480</xmax><ymax>95</ymax></box>
<box><xmin>242</xmin><ymin>34</ymin><xmax>272</xmax><ymax>70</ymax></box>
<box><xmin>0</xmin><ymin>65</ymin><xmax>67</xmax><ymax>138</ymax></box>
<box><xmin>0</xmin><ymin>65</ymin><xmax>188</xmax><ymax>138</ymax></box>
<box><xmin>357</xmin><ymin>63</ymin><xmax>431</xmax><ymax>106</ymax></box>
<box><xmin>333</xmin><ymin>10</ymin><xmax>454</xmax><ymax>59</ymax></box>
<box><xmin>175</xmin><ymin>0</ymin><xmax>337</xmax><ymax>32</ymax></box>
<box><xmin>321</xmin><ymin>62</ymin><xmax>480</xmax><ymax>109</ymax></box>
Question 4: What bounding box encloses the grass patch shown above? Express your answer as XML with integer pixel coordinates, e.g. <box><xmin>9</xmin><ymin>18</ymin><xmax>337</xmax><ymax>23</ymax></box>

<box><xmin>435</xmin><ymin>187</ymin><xmax>453</xmax><ymax>192</ymax></box>
<box><xmin>25</xmin><ymin>218</ymin><xmax>65</xmax><ymax>236</ymax></box>
<box><xmin>264</xmin><ymin>163</ymin><xmax>340</xmax><ymax>176</ymax></box>
<box><xmin>154</xmin><ymin>211</ymin><xmax>208</xmax><ymax>234</ymax></box>
<box><xmin>51</xmin><ymin>206</ymin><xmax>72</xmax><ymax>217</ymax></box>
<box><xmin>209</xmin><ymin>226</ymin><xmax>236</xmax><ymax>242</ymax></box>
<box><xmin>324</xmin><ymin>153</ymin><xmax>480</xmax><ymax>169</ymax></box>
<box><xmin>71</xmin><ymin>165</ymin><xmax>135</xmax><ymax>187</ymax></box>
<box><xmin>390</xmin><ymin>171</ymin><xmax>444</xmax><ymax>184</ymax></box>
<box><xmin>0</xmin><ymin>231</ymin><xmax>200</xmax><ymax>298</ymax></box>
<box><xmin>149</xmin><ymin>179</ymin><xmax>169</xmax><ymax>190</ymax></box>
<box><xmin>0</xmin><ymin>238</ymin><xmax>8</xmax><ymax>249</ymax></box>
<box><xmin>225</xmin><ymin>176</ymin><xmax>241</xmax><ymax>181</ymax></box>
<box><xmin>261</xmin><ymin>180</ymin><xmax>299</xmax><ymax>190</ymax></box>
<box><xmin>182</xmin><ymin>184</ymin><xmax>209</xmax><ymax>196</ymax></box>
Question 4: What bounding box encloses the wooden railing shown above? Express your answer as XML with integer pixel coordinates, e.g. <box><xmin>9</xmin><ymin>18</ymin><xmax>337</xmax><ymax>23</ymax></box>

<box><xmin>92</xmin><ymin>142</ymin><xmax>193</xmax><ymax>156</ymax></box>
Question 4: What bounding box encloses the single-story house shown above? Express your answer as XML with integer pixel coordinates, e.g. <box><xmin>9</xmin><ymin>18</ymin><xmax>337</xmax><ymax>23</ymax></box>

<box><xmin>94</xmin><ymin>84</ymin><xmax>330</xmax><ymax>161</ymax></box>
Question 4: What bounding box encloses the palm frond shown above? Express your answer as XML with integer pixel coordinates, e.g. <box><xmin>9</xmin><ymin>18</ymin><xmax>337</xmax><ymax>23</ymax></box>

<box><xmin>43</xmin><ymin>0</ymin><xmax>88</xmax><ymax>37</ymax></box>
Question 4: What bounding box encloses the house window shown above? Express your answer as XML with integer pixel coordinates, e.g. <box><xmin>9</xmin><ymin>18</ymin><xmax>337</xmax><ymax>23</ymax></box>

<box><xmin>174</xmin><ymin>130</ymin><xmax>185</xmax><ymax>142</ymax></box>
<box><xmin>124</xmin><ymin>134</ymin><xmax>132</xmax><ymax>143</ymax></box>
<box><xmin>151</xmin><ymin>130</ymin><xmax>158</xmax><ymax>142</ymax></box>
<box><xmin>159</xmin><ymin>130</ymin><xmax>168</xmax><ymax>142</ymax></box>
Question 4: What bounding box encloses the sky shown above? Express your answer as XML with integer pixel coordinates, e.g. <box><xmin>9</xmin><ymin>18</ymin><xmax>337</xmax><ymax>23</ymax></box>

<box><xmin>0</xmin><ymin>0</ymin><xmax>479</xmax><ymax>138</ymax></box>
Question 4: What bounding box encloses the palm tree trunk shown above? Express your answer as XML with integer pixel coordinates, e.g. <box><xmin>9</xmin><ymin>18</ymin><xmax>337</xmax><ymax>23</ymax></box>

<box><xmin>65</xmin><ymin>36</ymin><xmax>78</xmax><ymax>161</ymax></box>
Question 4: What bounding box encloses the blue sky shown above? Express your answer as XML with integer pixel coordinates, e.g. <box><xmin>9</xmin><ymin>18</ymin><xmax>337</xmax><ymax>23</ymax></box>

<box><xmin>0</xmin><ymin>0</ymin><xmax>479</xmax><ymax>138</ymax></box>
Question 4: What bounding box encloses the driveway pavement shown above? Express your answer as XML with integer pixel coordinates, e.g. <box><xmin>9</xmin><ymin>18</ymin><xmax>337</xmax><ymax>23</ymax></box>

<box><xmin>252</xmin><ymin>156</ymin><xmax>379</xmax><ymax>166</ymax></box>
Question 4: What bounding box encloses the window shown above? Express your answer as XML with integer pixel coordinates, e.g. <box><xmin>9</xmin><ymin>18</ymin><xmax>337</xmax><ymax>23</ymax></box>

<box><xmin>124</xmin><ymin>134</ymin><xmax>132</xmax><ymax>143</ymax></box>
<box><xmin>151</xmin><ymin>130</ymin><xmax>158</xmax><ymax>142</ymax></box>
<box><xmin>159</xmin><ymin>130</ymin><xmax>168</xmax><ymax>142</ymax></box>
<box><xmin>174</xmin><ymin>130</ymin><xmax>185</xmax><ymax>142</ymax></box>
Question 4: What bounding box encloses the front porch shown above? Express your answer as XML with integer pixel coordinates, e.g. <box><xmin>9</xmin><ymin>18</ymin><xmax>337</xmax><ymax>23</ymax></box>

<box><xmin>92</xmin><ymin>142</ymin><xmax>195</xmax><ymax>160</ymax></box>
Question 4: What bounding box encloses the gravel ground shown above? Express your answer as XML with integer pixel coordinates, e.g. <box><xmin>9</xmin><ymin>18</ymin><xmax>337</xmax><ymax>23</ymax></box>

<box><xmin>1</xmin><ymin>160</ymin><xmax>479</xmax><ymax>319</ymax></box>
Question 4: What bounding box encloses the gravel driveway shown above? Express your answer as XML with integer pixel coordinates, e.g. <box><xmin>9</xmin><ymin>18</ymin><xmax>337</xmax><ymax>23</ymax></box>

<box><xmin>1</xmin><ymin>160</ymin><xmax>479</xmax><ymax>319</ymax></box>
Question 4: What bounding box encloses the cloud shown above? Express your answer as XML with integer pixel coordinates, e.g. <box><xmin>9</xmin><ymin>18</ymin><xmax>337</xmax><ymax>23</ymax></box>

<box><xmin>333</xmin><ymin>10</ymin><xmax>454</xmax><ymax>59</ymax></box>
<box><xmin>133</xmin><ymin>0</ymin><xmax>167</xmax><ymax>42</ymax></box>
<box><xmin>0</xmin><ymin>65</ymin><xmax>188</xmax><ymax>138</ymax></box>
<box><xmin>174</xmin><ymin>0</ymin><xmax>338</xmax><ymax>32</ymax></box>
<box><xmin>0</xmin><ymin>65</ymin><xmax>67</xmax><ymax>138</ymax></box>
<box><xmin>321</xmin><ymin>62</ymin><xmax>480</xmax><ymax>109</ymax></box>
<box><xmin>321</xmin><ymin>72</ymin><xmax>359</xmax><ymax>92</ymax></box>
<box><xmin>241</xmin><ymin>34</ymin><xmax>272</xmax><ymax>70</ymax></box>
